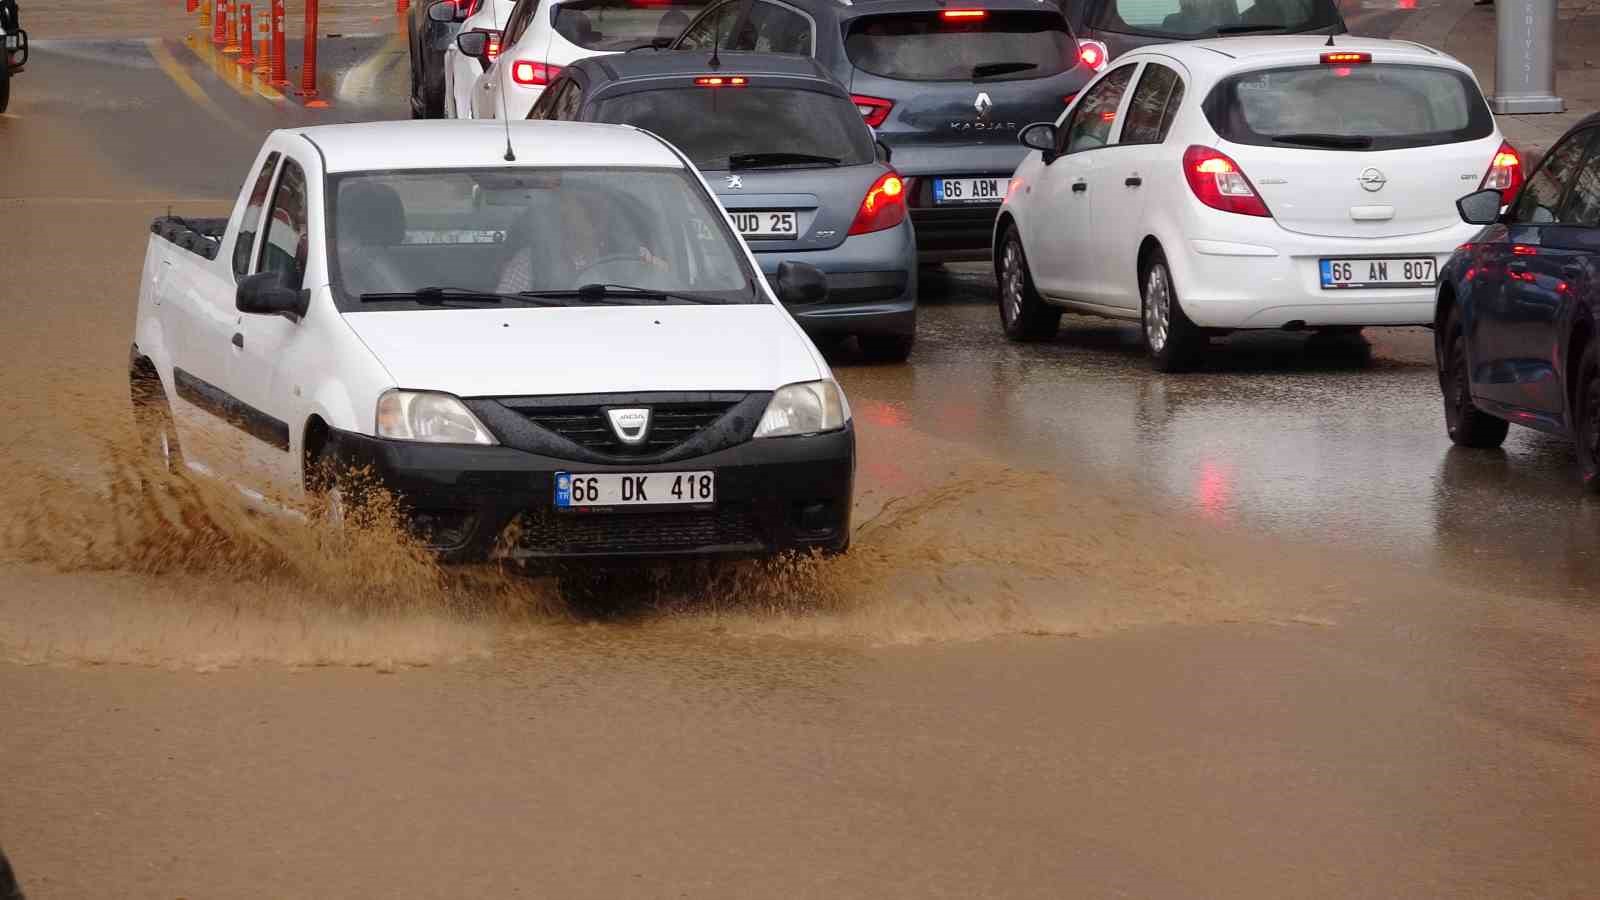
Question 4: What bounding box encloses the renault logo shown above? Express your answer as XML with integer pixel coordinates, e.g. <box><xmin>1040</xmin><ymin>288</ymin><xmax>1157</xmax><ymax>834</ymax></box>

<box><xmin>974</xmin><ymin>91</ymin><xmax>993</xmax><ymax>122</ymax></box>
<box><xmin>1358</xmin><ymin>167</ymin><xmax>1387</xmax><ymax>192</ymax></box>
<box><xmin>725</xmin><ymin>174</ymin><xmax>743</xmax><ymax>190</ymax></box>
<box><xmin>606</xmin><ymin>408</ymin><xmax>652</xmax><ymax>445</ymax></box>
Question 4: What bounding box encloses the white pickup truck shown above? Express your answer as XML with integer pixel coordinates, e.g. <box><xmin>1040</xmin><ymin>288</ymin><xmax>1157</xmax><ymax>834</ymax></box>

<box><xmin>130</xmin><ymin>120</ymin><xmax>854</xmax><ymax>562</ymax></box>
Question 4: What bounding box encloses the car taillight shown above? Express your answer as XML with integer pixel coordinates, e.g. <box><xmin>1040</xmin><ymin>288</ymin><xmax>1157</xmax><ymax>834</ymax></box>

<box><xmin>852</xmin><ymin>94</ymin><xmax>893</xmax><ymax>128</ymax></box>
<box><xmin>1078</xmin><ymin>39</ymin><xmax>1108</xmax><ymax>72</ymax></box>
<box><xmin>1182</xmin><ymin>145</ymin><xmax>1270</xmax><ymax>217</ymax></box>
<box><xmin>941</xmin><ymin>8</ymin><xmax>987</xmax><ymax>18</ymax></box>
<box><xmin>1480</xmin><ymin>140</ymin><xmax>1524</xmax><ymax>205</ymax></box>
<box><xmin>848</xmin><ymin>172</ymin><xmax>906</xmax><ymax>236</ymax></box>
<box><xmin>511</xmin><ymin>60</ymin><xmax>560</xmax><ymax>86</ymax></box>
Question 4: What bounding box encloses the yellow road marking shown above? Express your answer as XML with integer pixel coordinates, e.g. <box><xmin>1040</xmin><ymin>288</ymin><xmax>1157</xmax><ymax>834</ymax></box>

<box><xmin>146</xmin><ymin>38</ymin><xmax>247</xmax><ymax>131</ymax></box>
<box><xmin>185</xmin><ymin>35</ymin><xmax>285</xmax><ymax>103</ymax></box>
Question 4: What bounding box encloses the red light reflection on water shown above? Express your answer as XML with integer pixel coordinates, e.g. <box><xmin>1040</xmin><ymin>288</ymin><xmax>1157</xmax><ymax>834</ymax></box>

<box><xmin>1195</xmin><ymin>461</ymin><xmax>1233</xmax><ymax>520</ymax></box>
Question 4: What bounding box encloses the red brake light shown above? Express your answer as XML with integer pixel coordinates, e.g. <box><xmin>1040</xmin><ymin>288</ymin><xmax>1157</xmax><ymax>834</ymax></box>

<box><xmin>852</xmin><ymin>94</ymin><xmax>893</xmax><ymax>128</ymax></box>
<box><xmin>942</xmin><ymin>8</ymin><xmax>987</xmax><ymax>18</ymax></box>
<box><xmin>486</xmin><ymin>34</ymin><xmax>502</xmax><ymax>61</ymax></box>
<box><xmin>1481</xmin><ymin>140</ymin><xmax>1524</xmax><ymax>205</ymax></box>
<box><xmin>1512</xmin><ymin>244</ymin><xmax>1539</xmax><ymax>256</ymax></box>
<box><xmin>1320</xmin><ymin>51</ymin><xmax>1371</xmax><ymax>64</ymax></box>
<box><xmin>694</xmin><ymin>76</ymin><xmax>747</xmax><ymax>86</ymax></box>
<box><xmin>511</xmin><ymin>60</ymin><xmax>561</xmax><ymax>86</ymax></box>
<box><xmin>1182</xmin><ymin>145</ymin><xmax>1270</xmax><ymax>217</ymax></box>
<box><xmin>1078</xmin><ymin>40</ymin><xmax>1108</xmax><ymax>72</ymax></box>
<box><xmin>849</xmin><ymin>172</ymin><xmax>906</xmax><ymax>236</ymax></box>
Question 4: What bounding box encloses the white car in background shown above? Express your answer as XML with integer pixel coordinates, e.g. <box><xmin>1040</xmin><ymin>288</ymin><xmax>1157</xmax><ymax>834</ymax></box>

<box><xmin>993</xmin><ymin>37</ymin><xmax>1521</xmax><ymax>371</ymax></box>
<box><xmin>443</xmin><ymin>0</ymin><xmax>517</xmax><ymax>118</ymax></box>
<box><xmin>460</xmin><ymin>0</ymin><xmax>710</xmax><ymax>120</ymax></box>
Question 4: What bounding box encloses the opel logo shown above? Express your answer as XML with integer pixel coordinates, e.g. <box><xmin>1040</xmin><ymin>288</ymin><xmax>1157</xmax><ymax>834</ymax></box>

<box><xmin>1358</xmin><ymin>167</ymin><xmax>1387</xmax><ymax>192</ymax></box>
<box><xmin>606</xmin><ymin>408</ymin><xmax>652</xmax><ymax>445</ymax></box>
<box><xmin>974</xmin><ymin>91</ymin><xmax>993</xmax><ymax>122</ymax></box>
<box><xmin>725</xmin><ymin>174</ymin><xmax>743</xmax><ymax>190</ymax></box>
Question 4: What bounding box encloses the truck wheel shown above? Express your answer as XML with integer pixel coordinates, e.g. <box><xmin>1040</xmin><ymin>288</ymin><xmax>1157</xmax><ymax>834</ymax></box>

<box><xmin>1440</xmin><ymin>309</ymin><xmax>1508</xmax><ymax>449</ymax></box>
<box><xmin>307</xmin><ymin>442</ymin><xmax>366</xmax><ymax>524</ymax></box>
<box><xmin>130</xmin><ymin>369</ymin><xmax>183</xmax><ymax>474</ymax></box>
<box><xmin>1141</xmin><ymin>248</ymin><xmax>1205</xmax><ymax>373</ymax></box>
<box><xmin>0</xmin><ymin>64</ymin><xmax>11</xmax><ymax>115</ymax></box>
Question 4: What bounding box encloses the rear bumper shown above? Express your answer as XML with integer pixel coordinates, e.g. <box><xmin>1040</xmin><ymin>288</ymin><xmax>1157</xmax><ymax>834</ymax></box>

<box><xmin>332</xmin><ymin>425</ymin><xmax>854</xmax><ymax>563</ymax></box>
<box><xmin>1166</xmin><ymin>222</ymin><xmax>1483</xmax><ymax>330</ymax></box>
<box><xmin>907</xmin><ymin>200</ymin><xmax>1002</xmax><ymax>260</ymax></box>
<box><xmin>756</xmin><ymin>224</ymin><xmax>917</xmax><ymax>337</ymax></box>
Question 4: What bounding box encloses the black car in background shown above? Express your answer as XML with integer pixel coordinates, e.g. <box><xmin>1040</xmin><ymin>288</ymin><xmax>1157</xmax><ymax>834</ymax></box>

<box><xmin>1437</xmin><ymin>113</ymin><xmax>1600</xmax><ymax>490</ymax></box>
<box><xmin>409</xmin><ymin>0</ymin><xmax>480</xmax><ymax>117</ymax></box>
<box><xmin>1061</xmin><ymin>0</ymin><xmax>1345</xmax><ymax>66</ymax></box>
<box><xmin>668</xmin><ymin>0</ymin><xmax>1094</xmax><ymax>262</ymax></box>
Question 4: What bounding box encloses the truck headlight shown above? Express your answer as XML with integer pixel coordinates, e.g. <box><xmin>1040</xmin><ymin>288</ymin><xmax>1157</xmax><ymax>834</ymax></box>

<box><xmin>375</xmin><ymin>390</ymin><xmax>497</xmax><ymax>445</ymax></box>
<box><xmin>753</xmin><ymin>380</ymin><xmax>849</xmax><ymax>439</ymax></box>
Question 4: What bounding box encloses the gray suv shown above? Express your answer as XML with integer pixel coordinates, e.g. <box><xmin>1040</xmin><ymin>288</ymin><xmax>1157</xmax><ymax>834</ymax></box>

<box><xmin>669</xmin><ymin>0</ymin><xmax>1095</xmax><ymax>262</ymax></box>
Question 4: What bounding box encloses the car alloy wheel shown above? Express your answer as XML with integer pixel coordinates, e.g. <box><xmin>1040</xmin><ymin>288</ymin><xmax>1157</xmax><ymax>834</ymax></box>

<box><xmin>1144</xmin><ymin>263</ymin><xmax>1172</xmax><ymax>354</ymax></box>
<box><xmin>1001</xmin><ymin>238</ymin><xmax>1025</xmax><ymax>327</ymax></box>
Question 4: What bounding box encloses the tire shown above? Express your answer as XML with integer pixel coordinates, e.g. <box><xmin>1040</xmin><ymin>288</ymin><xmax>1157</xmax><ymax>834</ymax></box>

<box><xmin>130</xmin><ymin>369</ymin><xmax>182</xmax><ymax>474</ymax></box>
<box><xmin>996</xmin><ymin>225</ymin><xmax>1060</xmax><ymax>341</ymax></box>
<box><xmin>1140</xmin><ymin>248</ymin><xmax>1204</xmax><ymax>373</ymax></box>
<box><xmin>0</xmin><ymin>63</ymin><xmax>11</xmax><ymax>115</ymax></box>
<box><xmin>306</xmin><ymin>441</ymin><xmax>366</xmax><ymax>524</ymax></box>
<box><xmin>858</xmin><ymin>332</ymin><xmax>914</xmax><ymax>363</ymax></box>
<box><xmin>1572</xmin><ymin>340</ymin><xmax>1600</xmax><ymax>493</ymax></box>
<box><xmin>1439</xmin><ymin>309</ymin><xmax>1509</xmax><ymax>449</ymax></box>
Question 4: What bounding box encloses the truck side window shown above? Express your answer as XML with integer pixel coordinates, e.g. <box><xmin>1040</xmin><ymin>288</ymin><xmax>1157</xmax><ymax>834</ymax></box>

<box><xmin>258</xmin><ymin>159</ymin><xmax>310</xmax><ymax>291</ymax></box>
<box><xmin>233</xmin><ymin>152</ymin><xmax>280</xmax><ymax>280</ymax></box>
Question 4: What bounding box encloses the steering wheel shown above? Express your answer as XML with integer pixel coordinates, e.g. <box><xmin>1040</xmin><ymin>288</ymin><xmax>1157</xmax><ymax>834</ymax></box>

<box><xmin>573</xmin><ymin>253</ymin><xmax>660</xmax><ymax>285</ymax></box>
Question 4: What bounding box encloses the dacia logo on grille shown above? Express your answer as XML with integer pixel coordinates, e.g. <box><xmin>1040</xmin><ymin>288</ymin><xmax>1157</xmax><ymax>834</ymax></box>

<box><xmin>606</xmin><ymin>408</ymin><xmax>651</xmax><ymax>445</ymax></box>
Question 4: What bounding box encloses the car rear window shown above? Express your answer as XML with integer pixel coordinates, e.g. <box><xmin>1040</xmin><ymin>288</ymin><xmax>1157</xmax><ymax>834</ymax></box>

<box><xmin>843</xmin><ymin>11</ymin><xmax>1076</xmax><ymax>82</ymax></box>
<box><xmin>552</xmin><ymin>0</ymin><xmax>709</xmax><ymax>51</ymax></box>
<box><xmin>592</xmin><ymin>86</ymin><xmax>875</xmax><ymax>170</ymax></box>
<box><xmin>1202</xmin><ymin>63</ymin><xmax>1493</xmax><ymax>151</ymax></box>
<box><xmin>1093</xmin><ymin>0</ymin><xmax>1340</xmax><ymax>38</ymax></box>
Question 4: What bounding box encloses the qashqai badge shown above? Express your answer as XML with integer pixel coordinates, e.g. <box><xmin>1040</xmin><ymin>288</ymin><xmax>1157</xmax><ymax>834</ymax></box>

<box><xmin>606</xmin><ymin>408</ymin><xmax>652</xmax><ymax>445</ymax></box>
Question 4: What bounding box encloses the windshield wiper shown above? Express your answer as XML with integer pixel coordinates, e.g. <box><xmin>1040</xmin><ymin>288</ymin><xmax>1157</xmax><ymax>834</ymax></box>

<box><xmin>519</xmin><ymin>284</ymin><xmax>724</xmax><ymax>305</ymax></box>
<box><xmin>1270</xmin><ymin>132</ymin><xmax>1374</xmax><ymax>149</ymax></box>
<box><xmin>973</xmin><ymin>61</ymin><xmax>1037</xmax><ymax>79</ymax></box>
<box><xmin>359</xmin><ymin>287</ymin><xmax>576</xmax><ymax>307</ymax></box>
<box><xmin>729</xmin><ymin>152</ymin><xmax>841</xmax><ymax>170</ymax></box>
<box><xmin>1214</xmin><ymin>24</ymin><xmax>1289</xmax><ymax>34</ymax></box>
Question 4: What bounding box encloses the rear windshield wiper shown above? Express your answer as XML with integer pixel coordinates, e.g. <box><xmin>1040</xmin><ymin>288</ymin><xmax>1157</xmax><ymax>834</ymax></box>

<box><xmin>729</xmin><ymin>152</ymin><xmax>841</xmax><ymax>170</ymax></box>
<box><xmin>359</xmin><ymin>287</ymin><xmax>571</xmax><ymax>307</ymax></box>
<box><xmin>1270</xmin><ymin>132</ymin><xmax>1375</xmax><ymax>149</ymax></box>
<box><xmin>520</xmin><ymin>284</ymin><xmax>724</xmax><ymax>305</ymax></box>
<box><xmin>973</xmin><ymin>61</ymin><xmax>1038</xmax><ymax>79</ymax></box>
<box><xmin>1214</xmin><ymin>24</ymin><xmax>1290</xmax><ymax>34</ymax></box>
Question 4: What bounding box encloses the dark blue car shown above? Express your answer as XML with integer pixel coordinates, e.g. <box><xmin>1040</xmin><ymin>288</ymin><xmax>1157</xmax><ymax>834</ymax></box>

<box><xmin>1436</xmin><ymin>113</ymin><xmax>1600</xmax><ymax>489</ymax></box>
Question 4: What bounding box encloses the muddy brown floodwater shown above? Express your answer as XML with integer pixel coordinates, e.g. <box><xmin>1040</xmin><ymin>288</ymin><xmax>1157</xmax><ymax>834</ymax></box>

<box><xmin>2</xmin><ymin>19</ymin><xmax>1599</xmax><ymax>899</ymax></box>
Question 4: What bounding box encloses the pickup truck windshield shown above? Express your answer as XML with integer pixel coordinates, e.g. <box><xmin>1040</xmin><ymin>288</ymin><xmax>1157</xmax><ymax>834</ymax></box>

<box><xmin>328</xmin><ymin>167</ymin><xmax>756</xmax><ymax>309</ymax></box>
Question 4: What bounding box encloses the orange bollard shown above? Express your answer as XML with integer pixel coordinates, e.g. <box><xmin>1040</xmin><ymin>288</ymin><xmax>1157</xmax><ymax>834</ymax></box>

<box><xmin>223</xmin><ymin>1</ymin><xmax>243</xmax><ymax>53</ymax></box>
<box><xmin>397</xmin><ymin>0</ymin><xmax>410</xmax><ymax>12</ymax></box>
<box><xmin>238</xmin><ymin>5</ymin><xmax>256</xmax><ymax>65</ymax></box>
<box><xmin>255</xmin><ymin>20</ymin><xmax>271</xmax><ymax>73</ymax></box>
<box><xmin>200</xmin><ymin>0</ymin><xmax>211</xmax><ymax>27</ymax></box>
<box><xmin>269</xmin><ymin>0</ymin><xmax>288</xmax><ymax>86</ymax></box>
<box><xmin>300</xmin><ymin>0</ymin><xmax>330</xmax><ymax>107</ymax></box>
<box><xmin>188</xmin><ymin>0</ymin><xmax>199</xmax><ymax>14</ymax></box>
<box><xmin>212</xmin><ymin>0</ymin><xmax>227</xmax><ymax>45</ymax></box>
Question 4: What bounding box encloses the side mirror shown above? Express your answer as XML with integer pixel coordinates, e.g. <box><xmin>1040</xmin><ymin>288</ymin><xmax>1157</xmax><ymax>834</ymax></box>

<box><xmin>428</xmin><ymin>0</ymin><xmax>463</xmax><ymax>23</ymax></box>
<box><xmin>875</xmin><ymin>140</ymin><xmax>892</xmax><ymax>164</ymax></box>
<box><xmin>775</xmin><ymin>261</ymin><xmax>827</xmax><ymax>305</ymax></box>
<box><xmin>456</xmin><ymin>30</ymin><xmax>490</xmax><ymax>59</ymax></box>
<box><xmin>237</xmin><ymin>270</ymin><xmax>309</xmax><ymax>319</ymax></box>
<box><xmin>1019</xmin><ymin>121</ymin><xmax>1058</xmax><ymax>163</ymax></box>
<box><xmin>1456</xmin><ymin>188</ymin><xmax>1504</xmax><ymax>226</ymax></box>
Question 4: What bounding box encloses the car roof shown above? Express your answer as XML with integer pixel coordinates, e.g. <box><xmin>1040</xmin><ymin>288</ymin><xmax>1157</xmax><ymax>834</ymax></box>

<box><xmin>289</xmin><ymin>121</ymin><xmax>683</xmax><ymax>173</ymax></box>
<box><xmin>834</xmin><ymin>0</ymin><xmax>1063</xmax><ymax>16</ymax></box>
<box><xmin>1123</xmin><ymin>36</ymin><xmax>1469</xmax><ymax>78</ymax></box>
<box><xmin>572</xmin><ymin>50</ymin><xmax>837</xmax><ymax>85</ymax></box>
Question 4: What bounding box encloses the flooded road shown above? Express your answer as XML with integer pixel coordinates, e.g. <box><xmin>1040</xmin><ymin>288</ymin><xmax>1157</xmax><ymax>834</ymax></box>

<box><xmin>1</xmin><ymin>13</ymin><xmax>1598</xmax><ymax>898</ymax></box>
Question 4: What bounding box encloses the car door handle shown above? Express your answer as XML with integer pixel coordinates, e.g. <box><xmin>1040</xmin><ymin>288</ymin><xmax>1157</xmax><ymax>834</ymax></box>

<box><xmin>1071</xmin><ymin>181</ymin><xmax>1088</xmax><ymax>193</ymax></box>
<box><xmin>231</xmin><ymin>332</ymin><xmax>244</xmax><ymax>349</ymax></box>
<box><xmin>1125</xmin><ymin>176</ymin><xmax>1142</xmax><ymax>187</ymax></box>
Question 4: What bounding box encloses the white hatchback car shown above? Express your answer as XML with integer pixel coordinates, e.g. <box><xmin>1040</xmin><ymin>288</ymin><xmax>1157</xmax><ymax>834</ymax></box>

<box><xmin>442</xmin><ymin>0</ymin><xmax>516</xmax><ymax>118</ymax></box>
<box><xmin>993</xmin><ymin>37</ymin><xmax>1521</xmax><ymax>371</ymax></box>
<box><xmin>463</xmin><ymin>0</ymin><xmax>709</xmax><ymax>120</ymax></box>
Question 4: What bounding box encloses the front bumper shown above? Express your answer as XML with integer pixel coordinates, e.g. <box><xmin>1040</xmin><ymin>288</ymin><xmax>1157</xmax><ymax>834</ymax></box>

<box><xmin>756</xmin><ymin>223</ymin><xmax>917</xmax><ymax>338</ymax></box>
<box><xmin>1167</xmin><ymin>223</ymin><xmax>1484</xmax><ymax>330</ymax></box>
<box><xmin>333</xmin><ymin>425</ymin><xmax>855</xmax><ymax>563</ymax></box>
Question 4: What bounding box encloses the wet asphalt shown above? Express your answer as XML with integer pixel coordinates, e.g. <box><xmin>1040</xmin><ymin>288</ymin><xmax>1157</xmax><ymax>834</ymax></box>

<box><xmin>1</xmin><ymin>13</ymin><xmax>1598</xmax><ymax>898</ymax></box>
